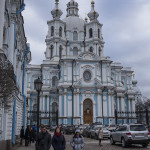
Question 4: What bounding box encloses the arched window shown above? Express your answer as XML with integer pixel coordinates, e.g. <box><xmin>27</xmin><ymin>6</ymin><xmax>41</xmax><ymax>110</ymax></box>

<box><xmin>32</xmin><ymin>104</ymin><xmax>37</xmax><ymax>121</ymax></box>
<box><xmin>52</xmin><ymin>76</ymin><xmax>58</xmax><ymax>87</ymax></box>
<box><xmin>89</xmin><ymin>28</ymin><xmax>93</xmax><ymax>38</ymax></box>
<box><xmin>99</xmin><ymin>47</ymin><xmax>101</xmax><ymax>56</ymax></box>
<box><xmin>98</xmin><ymin>29</ymin><xmax>100</xmax><ymax>38</ymax></box>
<box><xmin>51</xmin><ymin>26</ymin><xmax>54</xmax><ymax>36</ymax></box>
<box><xmin>89</xmin><ymin>47</ymin><xmax>93</xmax><ymax>52</ymax></box>
<box><xmin>50</xmin><ymin>45</ymin><xmax>54</xmax><ymax>59</ymax></box>
<box><xmin>73</xmin><ymin>31</ymin><xmax>78</xmax><ymax>41</ymax></box>
<box><xmin>59</xmin><ymin>45</ymin><xmax>62</xmax><ymax>59</ymax></box>
<box><xmin>59</xmin><ymin>27</ymin><xmax>62</xmax><ymax>37</ymax></box>
<box><xmin>52</xmin><ymin>102</ymin><xmax>58</xmax><ymax>123</ymax></box>
<box><xmin>73</xmin><ymin>47</ymin><xmax>78</xmax><ymax>56</ymax></box>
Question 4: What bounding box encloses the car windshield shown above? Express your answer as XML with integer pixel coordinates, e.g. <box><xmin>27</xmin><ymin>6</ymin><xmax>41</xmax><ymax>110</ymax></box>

<box><xmin>110</xmin><ymin>125</ymin><xmax>115</xmax><ymax>127</ymax></box>
<box><xmin>130</xmin><ymin>125</ymin><xmax>147</xmax><ymax>131</ymax></box>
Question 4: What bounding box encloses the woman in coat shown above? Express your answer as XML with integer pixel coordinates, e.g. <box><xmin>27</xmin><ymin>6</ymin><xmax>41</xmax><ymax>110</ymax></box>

<box><xmin>98</xmin><ymin>127</ymin><xmax>103</xmax><ymax>146</ymax></box>
<box><xmin>70</xmin><ymin>129</ymin><xmax>85</xmax><ymax>150</ymax></box>
<box><xmin>52</xmin><ymin>127</ymin><xmax>66</xmax><ymax>150</ymax></box>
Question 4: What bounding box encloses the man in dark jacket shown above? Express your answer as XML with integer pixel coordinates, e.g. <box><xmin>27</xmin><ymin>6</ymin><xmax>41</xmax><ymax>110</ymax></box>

<box><xmin>36</xmin><ymin>125</ymin><xmax>51</xmax><ymax>150</ymax></box>
<box><xmin>20</xmin><ymin>126</ymin><xmax>24</xmax><ymax>145</ymax></box>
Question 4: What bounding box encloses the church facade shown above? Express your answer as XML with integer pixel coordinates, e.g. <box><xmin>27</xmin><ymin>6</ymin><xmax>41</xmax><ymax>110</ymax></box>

<box><xmin>26</xmin><ymin>0</ymin><xmax>140</xmax><ymax>125</ymax></box>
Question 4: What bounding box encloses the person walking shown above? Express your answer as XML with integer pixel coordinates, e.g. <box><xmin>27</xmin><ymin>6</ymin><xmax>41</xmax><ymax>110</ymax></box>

<box><xmin>70</xmin><ymin>129</ymin><xmax>84</xmax><ymax>150</ymax></box>
<box><xmin>20</xmin><ymin>126</ymin><xmax>24</xmax><ymax>145</ymax></box>
<box><xmin>25</xmin><ymin>125</ymin><xmax>30</xmax><ymax>146</ymax></box>
<box><xmin>98</xmin><ymin>127</ymin><xmax>103</xmax><ymax>146</ymax></box>
<box><xmin>52</xmin><ymin>127</ymin><xmax>66</xmax><ymax>150</ymax></box>
<box><xmin>36</xmin><ymin>125</ymin><xmax>51</xmax><ymax>150</ymax></box>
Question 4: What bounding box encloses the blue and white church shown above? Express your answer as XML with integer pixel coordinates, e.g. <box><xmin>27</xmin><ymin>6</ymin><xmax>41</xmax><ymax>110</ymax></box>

<box><xmin>26</xmin><ymin>0</ymin><xmax>141</xmax><ymax>125</ymax></box>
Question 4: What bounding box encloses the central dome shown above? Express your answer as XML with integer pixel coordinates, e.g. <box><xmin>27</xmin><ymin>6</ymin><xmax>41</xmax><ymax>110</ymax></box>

<box><xmin>63</xmin><ymin>16</ymin><xmax>85</xmax><ymax>31</ymax></box>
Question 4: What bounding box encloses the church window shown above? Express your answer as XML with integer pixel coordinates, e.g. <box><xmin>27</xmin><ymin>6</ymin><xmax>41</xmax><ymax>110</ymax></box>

<box><xmin>83</xmin><ymin>71</ymin><xmax>92</xmax><ymax>82</ymax></box>
<box><xmin>59</xmin><ymin>45</ymin><xmax>62</xmax><ymax>59</ymax></box>
<box><xmin>89</xmin><ymin>47</ymin><xmax>93</xmax><ymax>53</ymax></box>
<box><xmin>73</xmin><ymin>47</ymin><xmax>78</xmax><ymax>56</ymax></box>
<box><xmin>99</xmin><ymin>47</ymin><xmax>101</xmax><ymax>56</ymax></box>
<box><xmin>32</xmin><ymin>104</ymin><xmax>37</xmax><ymax>121</ymax></box>
<box><xmin>59</xmin><ymin>27</ymin><xmax>62</xmax><ymax>37</ymax></box>
<box><xmin>89</xmin><ymin>28</ymin><xmax>93</xmax><ymax>38</ymax></box>
<box><xmin>50</xmin><ymin>45</ymin><xmax>54</xmax><ymax>59</ymax></box>
<box><xmin>73</xmin><ymin>31</ymin><xmax>78</xmax><ymax>41</ymax></box>
<box><xmin>52</xmin><ymin>102</ymin><xmax>58</xmax><ymax>122</ymax></box>
<box><xmin>51</xmin><ymin>26</ymin><xmax>54</xmax><ymax>36</ymax></box>
<box><xmin>52</xmin><ymin>76</ymin><xmax>58</xmax><ymax>87</ymax></box>
<box><xmin>98</xmin><ymin>29</ymin><xmax>100</xmax><ymax>38</ymax></box>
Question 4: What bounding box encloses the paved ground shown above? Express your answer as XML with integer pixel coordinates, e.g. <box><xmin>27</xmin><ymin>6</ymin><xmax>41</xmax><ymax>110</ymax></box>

<box><xmin>17</xmin><ymin>134</ymin><xmax>150</xmax><ymax>150</ymax></box>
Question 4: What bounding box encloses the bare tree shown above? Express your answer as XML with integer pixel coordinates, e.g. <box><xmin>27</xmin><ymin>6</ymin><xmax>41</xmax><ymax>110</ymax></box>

<box><xmin>0</xmin><ymin>53</ymin><xmax>15</xmax><ymax>105</ymax></box>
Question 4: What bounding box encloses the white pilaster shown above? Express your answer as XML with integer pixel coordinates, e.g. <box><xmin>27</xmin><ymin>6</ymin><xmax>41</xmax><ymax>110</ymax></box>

<box><xmin>0</xmin><ymin>0</ymin><xmax>5</xmax><ymax>50</ymax></box>
<box><xmin>97</xmin><ymin>89</ymin><xmax>102</xmax><ymax>117</ymax></box>
<box><xmin>64</xmin><ymin>89</ymin><xmax>67</xmax><ymax>117</ymax></box>
<box><xmin>59</xmin><ymin>94</ymin><xmax>62</xmax><ymax>117</ymax></box>
<box><xmin>76</xmin><ymin>90</ymin><xmax>79</xmax><ymax>116</ymax></box>
<box><xmin>9</xmin><ymin>15</ymin><xmax>16</xmax><ymax>64</ymax></box>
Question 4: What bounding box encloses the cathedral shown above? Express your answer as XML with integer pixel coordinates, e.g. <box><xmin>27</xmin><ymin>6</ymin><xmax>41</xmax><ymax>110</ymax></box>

<box><xmin>26</xmin><ymin>0</ymin><xmax>141</xmax><ymax>126</ymax></box>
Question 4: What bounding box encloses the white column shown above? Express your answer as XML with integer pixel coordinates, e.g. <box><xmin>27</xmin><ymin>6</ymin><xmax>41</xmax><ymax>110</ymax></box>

<box><xmin>74</xmin><ymin>92</ymin><xmax>77</xmax><ymax>117</ymax></box>
<box><xmin>108</xmin><ymin>94</ymin><xmax>111</xmax><ymax>117</ymax></box>
<box><xmin>76</xmin><ymin>90</ymin><xmax>79</xmax><ymax>116</ymax></box>
<box><xmin>97</xmin><ymin>89</ymin><xmax>102</xmax><ymax>117</ymax></box>
<box><xmin>81</xmin><ymin>102</ymin><xmax>83</xmax><ymax>124</ymax></box>
<box><xmin>59</xmin><ymin>94</ymin><xmax>62</xmax><ymax>117</ymax></box>
<box><xmin>9</xmin><ymin>15</ymin><xmax>16</xmax><ymax>64</ymax></box>
<box><xmin>0</xmin><ymin>0</ymin><xmax>5</xmax><ymax>50</ymax></box>
<box><xmin>64</xmin><ymin>89</ymin><xmax>67</xmax><ymax>117</ymax></box>
<box><xmin>47</xmin><ymin>96</ymin><xmax>49</xmax><ymax>112</ymax></box>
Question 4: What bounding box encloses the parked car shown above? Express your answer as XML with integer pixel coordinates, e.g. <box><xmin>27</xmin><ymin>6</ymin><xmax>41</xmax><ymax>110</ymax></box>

<box><xmin>78</xmin><ymin>124</ymin><xmax>90</xmax><ymax>135</ymax></box>
<box><xmin>64</xmin><ymin>125</ymin><xmax>76</xmax><ymax>134</ymax></box>
<box><xmin>60</xmin><ymin>124</ymin><xmax>68</xmax><ymax>134</ymax></box>
<box><xmin>107</xmin><ymin>124</ymin><xmax>116</xmax><ymax>132</ymax></box>
<box><xmin>82</xmin><ymin>126</ymin><xmax>92</xmax><ymax>137</ymax></box>
<box><xmin>90</xmin><ymin>125</ymin><xmax>102</xmax><ymax>139</ymax></box>
<box><xmin>110</xmin><ymin>124</ymin><xmax>150</xmax><ymax>148</ymax></box>
<box><xmin>50</xmin><ymin>125</ymin><xmax>57</xmax><ymax>131</ymax></box>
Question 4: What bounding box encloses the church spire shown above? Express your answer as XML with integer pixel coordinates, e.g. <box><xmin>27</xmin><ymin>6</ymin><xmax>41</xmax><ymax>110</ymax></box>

<box><xmin>66</xmin><ymin>0</ymin><xmax>79</xmax><ymax>17</ymax></box>
<box><xmin>51</xmin><ymin>0</ymin><xmax>63</xmax><ymax>19</ymax></box>
<box><xmin>88</xmin><ymin>0</ymin><xmax>99</xmax><ymax>21</ymax></box>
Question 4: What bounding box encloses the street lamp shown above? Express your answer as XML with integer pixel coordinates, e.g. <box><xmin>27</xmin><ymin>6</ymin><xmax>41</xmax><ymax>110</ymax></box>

<box><xmin>34</xmin><ymin>77</ymin><xmax>43</xmax><ymax>134</ymax></box>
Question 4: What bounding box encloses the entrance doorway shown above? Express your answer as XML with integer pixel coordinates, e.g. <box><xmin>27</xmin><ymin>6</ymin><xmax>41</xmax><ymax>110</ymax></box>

<box><xmin>83</xmin><ymin>99</ymin><xmax>93</xmax><ymax>124</ymax></box>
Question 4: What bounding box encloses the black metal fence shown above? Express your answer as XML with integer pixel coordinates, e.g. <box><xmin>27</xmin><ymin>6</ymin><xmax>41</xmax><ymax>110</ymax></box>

<box><xmin>115</xmin><ymin>109</ymin><xmax>150</xmax><ymax>125</ymax></box>
<box><xmin>27</xmin><ymin>110</ymin><xmax>58</xmax><ymax>126</ymax></box>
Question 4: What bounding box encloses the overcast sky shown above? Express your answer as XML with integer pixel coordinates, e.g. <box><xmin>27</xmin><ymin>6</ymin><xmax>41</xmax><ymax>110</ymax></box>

<box><xmin>22</xmin><ymin>0</ymin><xmax>150</xmax><ymax>98</ymax></box>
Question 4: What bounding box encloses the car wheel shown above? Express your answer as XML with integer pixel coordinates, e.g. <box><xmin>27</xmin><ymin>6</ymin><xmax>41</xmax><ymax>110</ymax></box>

<box><xmin>142</xmin><ymin>143</ymin><xmax>148</xmax><ymax>148</ymax></box>
<box><xmin>121</xmin><ymin>138</ymin><xmax>127</xmax><ymax>148</ymax></box>
<box><xmin>110</xmin><ymin>136</ymin><xmax>115</xmax><ymax>145</ymax></box>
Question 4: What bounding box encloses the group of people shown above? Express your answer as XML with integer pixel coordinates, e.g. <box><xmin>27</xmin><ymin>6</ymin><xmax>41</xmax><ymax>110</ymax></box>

<box><xmin>20</xmin><ymin>125</ymin><xmax>104</xmax><ymax>150</ymax></box>
<box><xmin>20</xmin><ymin>125</ymin><xmax>37</xmax><ymax>146</ymax></box>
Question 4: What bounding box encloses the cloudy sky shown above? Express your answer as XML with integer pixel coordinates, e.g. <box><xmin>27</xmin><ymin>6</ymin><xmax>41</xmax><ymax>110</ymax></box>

<box><xmin>22</xmin><ymin>0</ymin><xmax>150</xmax><ymax>98</ymax></box>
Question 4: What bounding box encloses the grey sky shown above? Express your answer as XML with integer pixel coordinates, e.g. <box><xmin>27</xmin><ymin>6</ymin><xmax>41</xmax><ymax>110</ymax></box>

<box><xmin>22</xmin><ymin>0</ymin><xmax>150</xmax><ymax>98</ymax></box>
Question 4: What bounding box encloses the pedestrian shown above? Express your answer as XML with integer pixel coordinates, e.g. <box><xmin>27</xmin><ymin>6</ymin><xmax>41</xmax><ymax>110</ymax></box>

<box><xmin>52</xmin><ymin>127</ymin><xmax>66</xmax><ymax>150</ymax></box>
<box><xmin>32</xmin><ymin>124</ymin><xmax>37</xmax><ymax>142</ymax></box>
<box><xmin>36</xmin><ymin>125</ymin><xmax>51</xmax><ymax>150</ymax></box>
<box><xmin>25</xmin><ymin>125</ymin><xmax>30</xmax><ymax>146</ymax></box>
<box><xmin>29</xmin><ymin>127</ymin><xmax>34</xmax><ymax>143</ymax></box>
<box><xmin>98</xmin><ymin>127</ymin><xmax>103</xmax><ymax>146</ymax></box>
<box><xmin>70</xmin><ymin>129</ymin><xmax>84</xmax><ymax>150</ymax></box>
<box><xmin>20</xmin><ymin>126</ymin><xmax>24</xmax><ymax>145</ymax></box>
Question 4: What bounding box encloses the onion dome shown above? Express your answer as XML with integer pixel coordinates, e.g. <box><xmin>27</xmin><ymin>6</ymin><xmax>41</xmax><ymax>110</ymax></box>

<box><xmin>88</xmin><ymin>0</ymin><xmax>99</xmax><ymax>21</ymax></box>
<box><xmin>51</xmin><ymin>0</ymin><xmax>63</xmax><ymax>19</ymax></box>
<box><xmin>66</xmin><ymin>0</ymin><xmax>79</xmax><ymax>17</ymax></box>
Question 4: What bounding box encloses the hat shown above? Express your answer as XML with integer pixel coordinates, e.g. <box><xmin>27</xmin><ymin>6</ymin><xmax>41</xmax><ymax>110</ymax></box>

<box><xmin>75</xmin><ymin>129</ymin><xmax>80</xmax><ymax>133</ymax></box>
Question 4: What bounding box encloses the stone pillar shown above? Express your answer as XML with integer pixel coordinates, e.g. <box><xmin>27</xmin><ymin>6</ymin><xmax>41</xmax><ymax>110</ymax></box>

<box><xmin>76</xmin><ymin>89</ymin><xmax>79</xmax><ymax>116</ymax></box>
<box><xmin>64</xmin><ymin>89</ymin><xmax>67</xmax><ymax>117</ymax></box>
<box><xmin>9</xmin><ymin>14</ymin><xmax>16</xmax><ymax>64</ymax></box>
<box><xmin>0</xmin><ymin>0</ymin><xmax>5</xmax><ymax>50</ymax></box>
<box><xmin>97</xmin><ymin>89</ymin><xmax>102</xmax><ymax>117</ymax></box>
<box><xmin>74</xmin><ymin>90</ymin><xmax>77</xmax><ymax>117</ymax></box>
<box><xmin>59</xmin><ymin>94</ymin><xmax>62</xmax><ymax>117</ymax></box>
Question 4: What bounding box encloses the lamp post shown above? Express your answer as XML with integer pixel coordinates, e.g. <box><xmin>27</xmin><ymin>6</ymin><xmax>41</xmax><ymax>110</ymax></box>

<box><xmin>34</xmin><ymin>77</ymin><xmax>43</xmax><ymax>134</ymax></box>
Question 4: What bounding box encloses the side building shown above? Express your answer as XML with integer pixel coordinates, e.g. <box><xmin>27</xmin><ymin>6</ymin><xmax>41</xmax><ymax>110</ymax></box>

<box><xmin>0</xmin><ymin>0</ymin><xmax>31</xmax><ymax>149</ymax></box>
<box><xmin>26</xmin><ymin>0</ymin><xmax>140</xmax><ymax>126</ymax></box>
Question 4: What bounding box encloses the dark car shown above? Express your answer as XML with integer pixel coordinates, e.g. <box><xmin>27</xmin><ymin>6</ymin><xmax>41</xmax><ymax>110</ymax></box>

<box><xmin>82</xmin><ymin>126</ymin><xmax>91</xmax><ymax>137</ymax></box>
<box><xmin>64</xmin><ymin>125</ymin><xmax>76</xmax><ymax>134</ymax></box>
<box><xmin>50</xmin><ymin>125</ymin><xmax>57</xmax><ymax>131</ymax></box>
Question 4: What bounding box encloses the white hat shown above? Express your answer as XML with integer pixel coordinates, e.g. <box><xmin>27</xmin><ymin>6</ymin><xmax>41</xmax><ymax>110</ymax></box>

<box><xmin>75</xmin><ymin>129</ymin><xmax>80</xmax><ymax>133</ymax></box>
